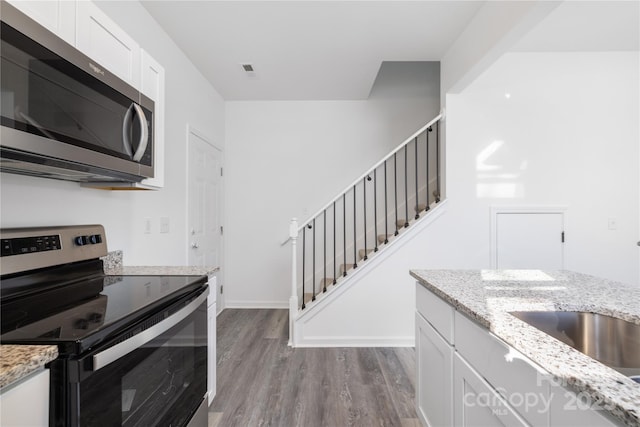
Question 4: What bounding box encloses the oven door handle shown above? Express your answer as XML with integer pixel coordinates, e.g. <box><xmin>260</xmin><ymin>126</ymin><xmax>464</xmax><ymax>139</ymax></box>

<box><xmin>92</xmin><ymin>289</ymin><xmax>208</xmax><ymax>371</ymax></box>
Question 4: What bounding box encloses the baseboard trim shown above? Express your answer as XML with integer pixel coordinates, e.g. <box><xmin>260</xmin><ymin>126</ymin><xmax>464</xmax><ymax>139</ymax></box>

<box><xmin>224</xmin><ymin>300</ymin><xmax>289</xmax><ymax>309</ymax></box>
<box><xmin>294</xmin><ymin>336</ymin><xmax>415</xmax><ymax>348</ymax></box>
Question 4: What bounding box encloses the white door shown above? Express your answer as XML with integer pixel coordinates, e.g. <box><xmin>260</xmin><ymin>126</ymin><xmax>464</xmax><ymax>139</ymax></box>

<box><xmin>495</xmin><ymin>212</ymin><xmax>564</xmax><ymax>269</ymax></box>
<box><xmin>187</xmin><ymin>128</ymin><xmax>223</xmax><ymax>311</ymax></box>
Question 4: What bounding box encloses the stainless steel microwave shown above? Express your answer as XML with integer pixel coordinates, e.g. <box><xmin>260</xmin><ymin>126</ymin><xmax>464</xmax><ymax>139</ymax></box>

<box><xmin>0</xmin><ymin>2</ymin><xmax>154</xmax><ymax>183</ymax></box>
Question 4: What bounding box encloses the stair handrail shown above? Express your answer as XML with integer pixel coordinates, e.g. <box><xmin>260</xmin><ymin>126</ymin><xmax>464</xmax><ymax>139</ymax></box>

<box><xmin>281</xmin><ymin>112</ymin><xmax>442</xmax><ymax>245</ymax></box>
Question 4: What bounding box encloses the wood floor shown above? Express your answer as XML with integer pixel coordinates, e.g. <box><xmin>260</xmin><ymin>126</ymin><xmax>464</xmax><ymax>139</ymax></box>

<box><xmin>209</xmin><ymin>309</ymin><xmax>419</xmax><ymax>427</ymax></box>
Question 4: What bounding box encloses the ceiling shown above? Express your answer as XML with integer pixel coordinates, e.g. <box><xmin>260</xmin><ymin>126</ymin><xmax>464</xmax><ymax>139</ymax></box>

<box><xmin>512</xmin><ymin>1</ymin><xmax>639</xmax><ymax>52</ymax></box>
<box><xmin>141</xmin><ymin>1</ymin><xmax>483</xmax><ymax>100</ymax></box>
<box><xmin>142</xmin><ymin>1</ymin><xmax>639</xmax><ymax>101</ymax></box>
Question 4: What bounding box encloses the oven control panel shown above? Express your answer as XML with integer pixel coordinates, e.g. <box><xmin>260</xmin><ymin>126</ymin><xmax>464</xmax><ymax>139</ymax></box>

<box><xmin>0</xmin><ymin>225</ymin><xmax>107</xmax><ymax>276</ymax></box>
<box><xmin>1</xmin><ymin>234</ymin><xmax>62</xmax><ymax>257</ymax></box>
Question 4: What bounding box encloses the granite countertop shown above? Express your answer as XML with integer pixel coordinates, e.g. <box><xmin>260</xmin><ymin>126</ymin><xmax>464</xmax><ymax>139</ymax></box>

<box><xmin>104</xmin><ymin>265</ymin><xmax>218</xmax><ymax>276</ymax></box>
<box><xmin>101</xmin><ymin>250</ymin><xmax>218</xmax><ymax>277</ymax></box>
<box><xmin>410</xmin><ymin>269</ymin><xmax>640</xmax><ymax>427</ymax></box>
<box><xmin>0</xmin><ymin>345</ymin><xmax>58</xmax><ymax>390</ymax></box>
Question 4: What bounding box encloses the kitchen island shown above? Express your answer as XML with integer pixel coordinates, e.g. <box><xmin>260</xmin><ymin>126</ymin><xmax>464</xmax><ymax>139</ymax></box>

<box><xmin>411</xmin><ymin>269</ymin><xmax>640</xmax><ymax>427</ymax></box>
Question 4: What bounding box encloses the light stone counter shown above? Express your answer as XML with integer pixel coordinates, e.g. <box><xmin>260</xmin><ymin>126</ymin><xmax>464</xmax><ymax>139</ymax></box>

<box><xmin>410</xmin><ymin>269</ymin><xmax>640</xmax><ymax>427</ymax></box>
<box><xmin>104</xmin><ymin>265</ymin><xmax>218</xmax><ymax>276</ymax></box>
<box><xmin>101</xmin><ymin>250</ymin><xmax>218</xmax><ymax>277</ymax></box>
<box><xmin>0</xmin><ymin>345</ymin><xmax>58</xmax><ymax>390</ymax></box>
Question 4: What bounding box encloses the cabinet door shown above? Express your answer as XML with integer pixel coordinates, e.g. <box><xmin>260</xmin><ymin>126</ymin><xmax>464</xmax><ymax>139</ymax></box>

<box><xmin>76</xmin><ymin>1</ymin><xmax>140</xmax><ymax>88</ymax></box>
<box><xmin>7</xmin><ymin>0</ymin><xmax>76</xmax><ymax>45</ymax></box>
<box><xmin>139</xmin><ymin>49</ymin><xmax>165</xmax><ymax>188</ymax></box>
<box><xmin>207</xmin><ymin>295</ymin><xmax>217</xmax><ymax>406</ymax></box>
<box><xmin>453</xmin><ymin>354</ymin><xmax>527</xmax><ymax>427</ymax></box>
<box><xmin>547</xmin><ymin>384</ymin><xmax>620</xmax><ymax>427</ymax></box>
<box><xmin>0</xmin><ymin>369</ymin><xmax>49</xmax><ymax>426</ymax></box>
<box><xmin>416</xmin><ymin>313</ymin><xmax>453</xmax><ymax>427</ymax></box>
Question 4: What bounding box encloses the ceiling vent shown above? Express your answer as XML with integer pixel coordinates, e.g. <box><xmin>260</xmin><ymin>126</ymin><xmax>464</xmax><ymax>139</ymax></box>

<box><xmin>240</xmin><ymin>63</ymin><xmax>257</xmax><ymax>79</ymax></box>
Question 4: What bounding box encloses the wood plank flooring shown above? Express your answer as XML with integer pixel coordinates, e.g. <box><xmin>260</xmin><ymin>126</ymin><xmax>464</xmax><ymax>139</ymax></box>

<box><xmin>209</xmin><ymin>309</ymin><xmax>418</xmax><ymax>427</ymax></box>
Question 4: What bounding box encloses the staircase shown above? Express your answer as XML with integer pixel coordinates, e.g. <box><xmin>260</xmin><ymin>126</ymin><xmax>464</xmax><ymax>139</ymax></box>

<box><xmin>286</xmin><ymin>114</ymin><xmax>444</xmax><ymax>346</ymax></box>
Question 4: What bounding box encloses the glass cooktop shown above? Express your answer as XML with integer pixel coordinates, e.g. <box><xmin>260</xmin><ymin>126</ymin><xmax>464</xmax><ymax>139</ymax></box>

<box><xmin>0</xmin><ymin>274</ymin><xmax>207</xmax><ymax>354</ymax></box>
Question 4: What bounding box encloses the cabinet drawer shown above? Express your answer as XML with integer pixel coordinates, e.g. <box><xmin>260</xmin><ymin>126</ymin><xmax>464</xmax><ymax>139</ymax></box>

<box><xmin>0</xmin><ymin>369</ymin><xmax>49</xmax><ymax>426</ymax></box>
<box><xmin>416</xmin><ymin>283</ymin><xmax>454</xmax><ymax>345</ymax></box>
<box><xmin>453</xmin><ymin>353</ymin><xmax>528</xmax><ymax>427</ymax></box>
<box><xmin>455</xmin><ymin>311</ymin><xmax>549</xmax><ymax>426</ymax></box>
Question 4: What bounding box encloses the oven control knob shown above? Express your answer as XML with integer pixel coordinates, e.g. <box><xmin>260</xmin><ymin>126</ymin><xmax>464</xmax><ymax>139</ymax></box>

<box><xmin>75</xmin><ymin>236</ymin><xmax>88</xmax><ymax>246</ymax></box>
<box><xmin>89</xmin><ymin>234</ymin><xmax>102</xmax><ymax>244</ymax></box>
<box><xmin>74</xmin><ymin>318</ymin><xmax>89</xmax><ymax>330</ymax></box>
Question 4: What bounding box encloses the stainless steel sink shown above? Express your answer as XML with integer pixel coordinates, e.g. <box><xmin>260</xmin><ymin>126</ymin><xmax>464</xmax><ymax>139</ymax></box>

<box><xmin>510</xmin><ymin>311</ymin><xmax>640</xmax><ymax>377</ymax></box>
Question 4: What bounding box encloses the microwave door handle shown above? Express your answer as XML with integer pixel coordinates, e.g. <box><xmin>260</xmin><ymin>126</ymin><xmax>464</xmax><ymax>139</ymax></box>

<box><xmin>131</xmin><ymin>103</ymin><xmax>149</xmax><ymax>162</ymax></box>
<box><xmin>122</xmin><ymin>104</ymin><xmax>134</xmax><ymax>157</ymax></box>
<box><xmin>91</xmin><ymin>289</ymin><xmax>208</xmax><ymax>372</ymax></box>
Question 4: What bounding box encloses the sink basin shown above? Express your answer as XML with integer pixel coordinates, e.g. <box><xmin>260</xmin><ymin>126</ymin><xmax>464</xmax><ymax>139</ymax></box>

<box><xmin>510</xmin><ymin>311</ymin><xmax>640</xmax><ymax>377</ymax></box>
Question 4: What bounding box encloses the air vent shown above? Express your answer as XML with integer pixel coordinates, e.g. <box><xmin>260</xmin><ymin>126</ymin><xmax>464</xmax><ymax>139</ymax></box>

<box><xmin>241</xmin><ymin>64</ymin><xmax>254</xmax><ymax>72</ymax></box>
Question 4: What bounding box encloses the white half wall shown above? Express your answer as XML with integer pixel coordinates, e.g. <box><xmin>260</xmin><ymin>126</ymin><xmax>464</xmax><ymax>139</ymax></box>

<box><xmin>293</xmin><ymin>202</ymin><xmax>450</xmax><ymax>347</ymax></box>
<box><xmin>1</xmin><ymin>1</ymin><xmax>225</xmax><ymax>266</ymax></box>
<box><xmin>443</xmin><ymin>51</ymin><xmax>639</xmax><ymax>285</ymax></box>
<box><xmin>225</xmin><ymin>97</ymin><xmax>438</xmax><ymax>307</ymax></box>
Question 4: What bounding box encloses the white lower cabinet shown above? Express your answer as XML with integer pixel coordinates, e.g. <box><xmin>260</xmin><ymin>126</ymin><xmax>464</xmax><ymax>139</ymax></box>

<box><xmin>416</xmin><ymin>313</ymin><xmax>453</xmax><ymax>427</ymax></box>
<box><xmin>0</xmin><ymin>369</ymin><xmax>49</xmax><ymax>426</ymax></box>
<box><xmin>415</xmin><ymin>283</ymin><xmax>624</xmax><ymax>427</ymax></box>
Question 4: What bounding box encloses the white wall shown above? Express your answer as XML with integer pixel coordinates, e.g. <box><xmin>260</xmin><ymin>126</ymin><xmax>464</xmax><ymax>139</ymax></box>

<box><xmin>225</xmin><ymin>97</ymin><xmax>439</xmax><ymax>307</ymax></box>
<box><xmin>442</xmin><ymin>51</ymin><xmax>639</xmax><ymax>285</ymax></box>
<box><xmin>296</xmin><ymin>51</ymin><xmax>638</xmax><ymax>345</ymax></box>
<box><xmin>0</xmin><ymin>1</ymin><xmax>225</xmax><ymax>266</ymax></box>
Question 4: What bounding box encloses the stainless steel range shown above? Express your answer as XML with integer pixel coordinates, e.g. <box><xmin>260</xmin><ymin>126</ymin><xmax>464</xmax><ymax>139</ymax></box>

<box><xmin>0</xmin><ymin>225</ymin><xmax>208</xmax><ymax>427</ymax></box>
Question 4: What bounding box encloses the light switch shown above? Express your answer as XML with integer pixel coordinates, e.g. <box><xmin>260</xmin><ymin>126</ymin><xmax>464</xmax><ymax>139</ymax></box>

<box><xmin>144</xmin><ymin>217</ymin><xmax>151</xmax><ymax>234</ymax></box>
<box><xmin>160</xmin><ymin>217</ymin><xmax>170</xmax><ymax>233</ymax></box>
<box><xmin>607</xmin><ymin>218</ymin><xmax>618</xmax><ymax>230</ymax></box>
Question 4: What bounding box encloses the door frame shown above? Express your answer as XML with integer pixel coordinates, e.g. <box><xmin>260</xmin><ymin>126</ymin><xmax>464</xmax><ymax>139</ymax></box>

<box><xmin>186</xmin><ymin>124</ymin><xmax>225</xmax><ymax>312</ymax></box>
<box><xmin>490</xmin><ymin>205</ymin><xmax>567</xmax><ymax>269</ymax></box>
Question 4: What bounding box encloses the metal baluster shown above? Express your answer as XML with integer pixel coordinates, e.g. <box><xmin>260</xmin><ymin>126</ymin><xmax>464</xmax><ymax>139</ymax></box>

<box><xmin>333</xmin><ymin>201</ymin><xmax>337</xmax><ymax>285</ymax></box>
<box><xmin>302</xmin><ymin>226</ymin><xmax>306</xmax><ymax>309</ymax></box>
<box><xmin>374</xmin><ymin>169</ymin><xmax>378</xmax><ymax>252</ymax></box>
<box><xmin>404</xmin><ymin>145</ymin><xmax>409</xmax><ymax>228</ymax></box>
<box><xmin>436</xmin><ymin>120</ymin><xmax>441</xmax><ymax>202</ymax></box>
<box><xmin>426</xmin><ymin>127</ymin><xmax>431</xmax><ymax>211</ymax></box>
<box><xmin>394</xmin><ymin>153</ymin><xmax>399</xmax><ymax>236</ymax></box>
<box><xmin>353</xmin><ymin>186</ymin><xmax>357</xmax><ymax>269</ymax></box>
<box><xmin>384</xmin><ymin>161</ymin><xmax>389</xmax><ymax>243</ymax></box>
<box><xmin>363</xmin><ymin>177</ymin><xmax>368</xmax><ymax>261</ymax></box>
<box><xmin>312</xmin><ymin>219</ymin><xmax>316</xmax><ymax>301</ymax></box>
<box><xmin>414</xmin><ymin>137</ymin><xmax>419</xmax><ymax>220</ymax></box>
<box><xmin>323</xmin><ymin>210</ymin><xmax>327</xmax><ymax>292</ymax></box>
<box><xmin>343</xmin><ymin>193</ymin><xmax>347</xmax><ymax>277</ymax></box>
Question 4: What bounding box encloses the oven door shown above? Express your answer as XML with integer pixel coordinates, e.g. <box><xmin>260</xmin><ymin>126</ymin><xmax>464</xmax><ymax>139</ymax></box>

<box><xmin>59</xmin><ymin>288</ymin><xmax>208</xmax><ymax>427</ymax></box>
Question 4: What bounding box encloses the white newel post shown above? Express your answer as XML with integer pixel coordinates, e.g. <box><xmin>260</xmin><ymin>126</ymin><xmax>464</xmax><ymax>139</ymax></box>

<box><xmin>288</xmin><ymin>218</ymin><xmax>298</xmax><ymax>347</ymax></box>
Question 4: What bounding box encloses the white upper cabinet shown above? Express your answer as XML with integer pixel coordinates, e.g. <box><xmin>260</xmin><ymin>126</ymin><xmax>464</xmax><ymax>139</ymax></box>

<box><xmin>6</xmin><ymin>0</ymin><xmax>76</xmax><ymax>45</ymax></box>
<box><xmin>140</xmin><ymin>49</ymin><xmax>165</xmax><ymax>188</ymax></box>
<box><xmin>75</xmin><ymin>1</ymin><xmax>140</xmax><ymax>89</ymax></box>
